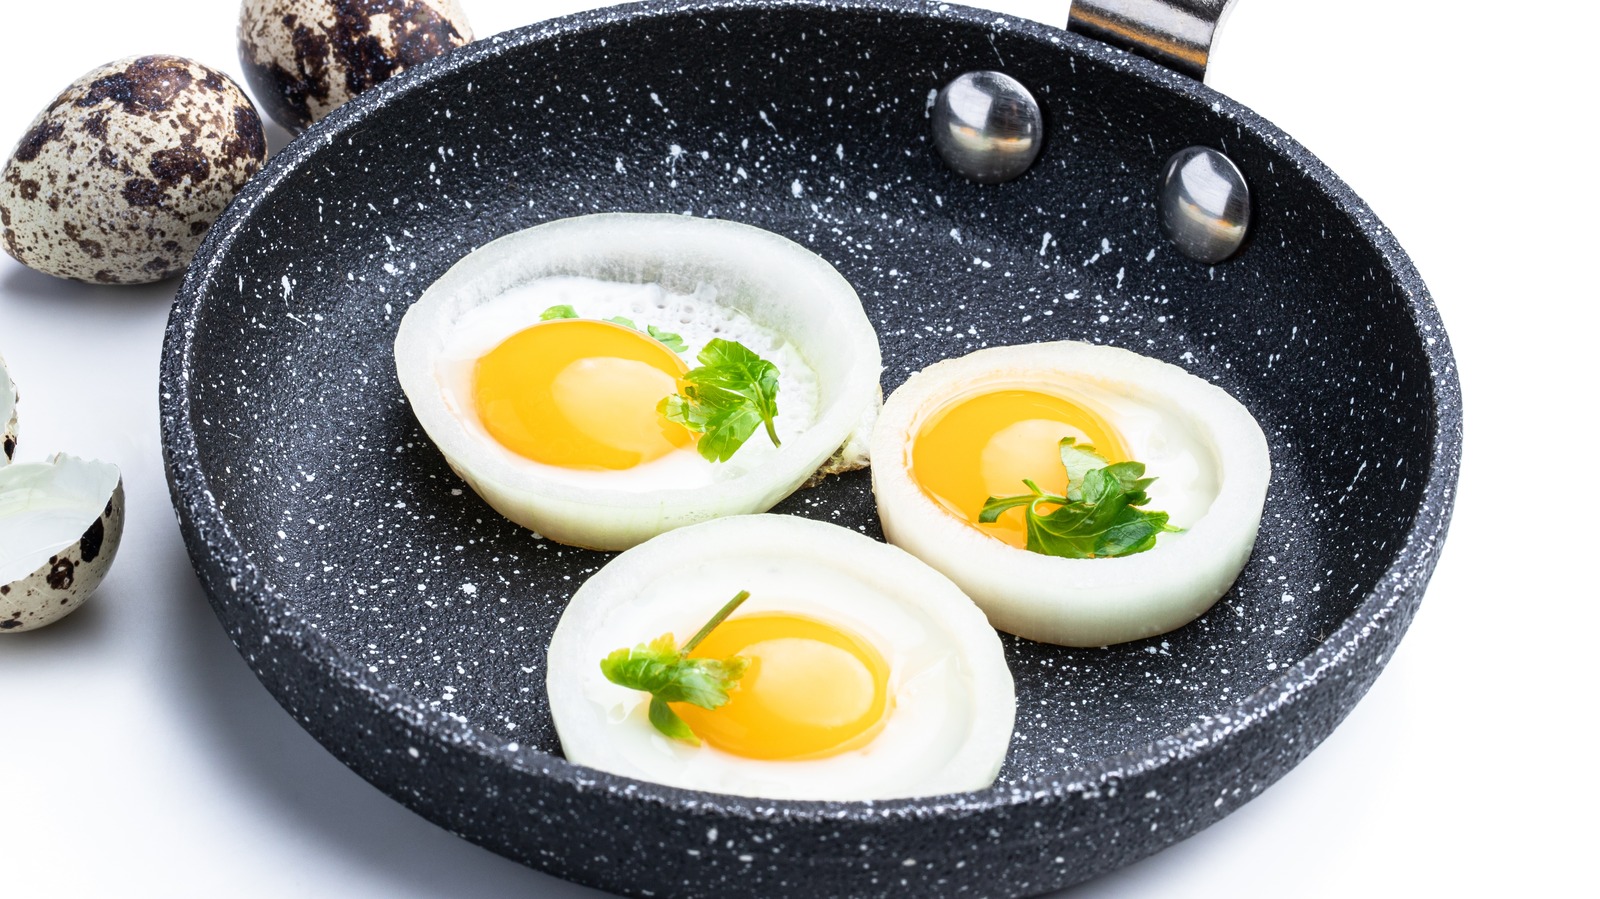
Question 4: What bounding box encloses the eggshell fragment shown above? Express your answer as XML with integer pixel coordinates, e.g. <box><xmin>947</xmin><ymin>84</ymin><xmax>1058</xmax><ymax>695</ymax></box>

<box><xmin>0</xmin><ymin>55</ymin><xmax>267</xmax><ymax>284</ymax></box>
<box><xmin>1</xmin><ymin>454</ymin><xmax>124</xmax><ymax>632</ymax></box>
<box><xmin>1</xmin><ymin>355</ymin><xmax>16</xmax><ymax>464</ymax></box>
<box><xmin>239</xmin><ymin>0</ymin><xmax>474</xmax><ymax>132</ymax></box>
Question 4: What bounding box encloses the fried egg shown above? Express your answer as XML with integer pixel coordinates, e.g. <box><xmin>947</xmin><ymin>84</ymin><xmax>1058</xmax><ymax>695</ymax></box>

<box><xmin>871</xmin><ymin>341</ymin><xmax>1270</xmax><ymax>647</ymax></box>
<box><xmin>394</xmin><ymin>214</ymin><xmax>881</xmax><ymax>550</ymax></box>
<box><xmin>544</xmin><ymin>514</ymin><xmax>1015</xmax><ymax>801</ymax></box>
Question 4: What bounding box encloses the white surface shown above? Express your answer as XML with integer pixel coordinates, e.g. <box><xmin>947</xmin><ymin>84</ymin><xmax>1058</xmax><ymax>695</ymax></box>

<box><xmin>0</xmin><ymin>1</ymin><xmax>1589</xmax><ymax>896</ymax></box>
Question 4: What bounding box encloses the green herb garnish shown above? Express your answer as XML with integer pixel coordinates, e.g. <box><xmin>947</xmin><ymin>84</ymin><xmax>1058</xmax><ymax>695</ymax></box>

<box><xmin>647</xmin><ymin>324</ymin><xmax>688</xmax><ymax>353</ymax></box>
<box><xmin>532</xmin><ymin>306</ymin><xmax>776</xmax><ymax>460</ymax></box>
<box><xmin>599</xmin><ymin>590</ymin><xmax>752</xmax><ymax>744</ymax></box>
<box><xmin>536</xmin><ymin>305</ymin><xmax>687</xmax><ymax>352</ymax></box>
<box><xmin>980</xmin><ymin>438</ymin><xmax>1182</xmax><ymax>559</ymax></box>
<box><xmin>659</xmin><ymin>338</ymin><xmax>782</xmax><ymax>462</ymax></box>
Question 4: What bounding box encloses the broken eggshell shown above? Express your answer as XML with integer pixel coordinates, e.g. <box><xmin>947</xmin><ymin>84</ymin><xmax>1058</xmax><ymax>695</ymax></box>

<box><xmin>238</xmin><ymin>0</ymin><xmax>475</xmax><ymax>132</ymax></box>
<box><xmin>0</xmin><ymin>55</ymin><xmax>267</xmax><ymax>284</ymax></box>
<box><xmin>0</xmin><ymin>454</ymin><xmax>124</xmax><ymax>632</ymax></box>
<box><xmin>1</xmin><ymin>354</ymin><xmax>15</xmax><ymax>463</ymax></box>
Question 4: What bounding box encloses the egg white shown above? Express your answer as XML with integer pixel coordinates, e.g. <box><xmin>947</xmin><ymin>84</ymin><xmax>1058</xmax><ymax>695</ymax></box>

<box><xmin>870</xmin><ymin>341</ymin><xmax>1271</xmax><ymax>647</ymax></box>
<box><xmin>394</xmin><ymin>214</ymin><xmax>882</xmax><ymax>550</ymax></box>
<box><xmin>544</xmin><ymin>514</ymin><xmax>1016</xmax><ymax>801</ymax></box>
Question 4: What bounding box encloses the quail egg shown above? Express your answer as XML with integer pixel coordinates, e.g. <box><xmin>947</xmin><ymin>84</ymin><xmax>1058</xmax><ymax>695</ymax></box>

<box><xmin>871</xmin><ymin>341</ymin><xmax>1271</xmax><ymax>647</ymax></box>
<box><xmin>0</xmin><ymin>55</ymin><xmax>267</xmax><ymax>284</ymax></box>
<box><xmin>395</xmin><ymin>213</ymin><xmax>882</xmax><ymax>551</ymax></box>
<box><xmin>239</xmin><ymin>0</ymin><xmax>474</xmax><ymax>132</ymax></box>
<box><xmin>545</xmin><ymin>514</ymin><xmax>1015</xmax><ymax>800</ymax></box>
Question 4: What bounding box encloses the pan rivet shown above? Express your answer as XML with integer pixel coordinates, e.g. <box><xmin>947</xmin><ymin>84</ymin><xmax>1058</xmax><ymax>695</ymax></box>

<box><xmin>931</xmin><ymin>71</ymin><xmax>1043</xmax><ymax>184</ymax></box>
<box><xmin>1158</xmin><ymin>146</ymin><xmax>1250</xmax><ymax>263</ymax></box>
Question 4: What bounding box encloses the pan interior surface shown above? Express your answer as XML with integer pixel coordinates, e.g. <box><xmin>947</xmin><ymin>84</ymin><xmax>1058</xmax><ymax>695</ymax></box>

<box><xmin>166</xmin><ymin>1</ymin><xmax>1452</xmax><ymax>893</ymax></box>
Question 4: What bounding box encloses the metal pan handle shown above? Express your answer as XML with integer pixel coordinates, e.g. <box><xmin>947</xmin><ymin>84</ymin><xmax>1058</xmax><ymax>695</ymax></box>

<box><xmin>1067</xmin><ymin>0</ymin><xmax>1238</xmax><ymax>80</ymax></box>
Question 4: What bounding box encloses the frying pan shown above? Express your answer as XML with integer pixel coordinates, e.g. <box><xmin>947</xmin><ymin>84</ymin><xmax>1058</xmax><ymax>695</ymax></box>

<box><xmin>159</xmin><ymin>1</ymin><xmax>1461</xmax><ymax>896</ymax></box>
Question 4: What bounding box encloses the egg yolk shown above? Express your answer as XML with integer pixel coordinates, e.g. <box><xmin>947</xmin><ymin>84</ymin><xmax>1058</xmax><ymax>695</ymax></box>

<box><xmin>911</xmin><ymin>389</ymin><xmax>1130</xmax><ymax>547</ymax></box>
<box><xmin>674</xmin><ymin>613</ymin><xmax>891</xmax><ymax>760</ymax></box>
<box><xmin>474</xmin><ymin>319</ymin><xmax>692</xmax><ymax>469</ymax></box>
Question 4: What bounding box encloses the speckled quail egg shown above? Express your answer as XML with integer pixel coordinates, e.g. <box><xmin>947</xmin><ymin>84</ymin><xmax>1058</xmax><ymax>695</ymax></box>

<box><xmin>1</xmin><ymin>355</ymin><xmax>16</xmax><ymax>464</ymax></box>
<box><xmin>395</xmin><ymin>213</ymin><xmax>882</xmax><ymax>551</ymax></box>
<box><xmin>546</xmin><ymin>514</ymin><xmax>1015</xmax><ymax>800</ymax></box>
<box><xmin>0</xmin><ymin>55</ymin><xmax>267</xmax><ymax>284</ymax></box>
<box><xmin>871</xmin><ymin>341</ymin><xmax>1271</xmax><ymax>647</ymax></box>
<box><xmin>1</xmin><ymin>453</ymin><xmax>125</xmax><ymax>633</ymax></box>
<box><xmin>239</xmin><ymin>0</ymin><xmax>474</xmax><ymax>132</ymax></box>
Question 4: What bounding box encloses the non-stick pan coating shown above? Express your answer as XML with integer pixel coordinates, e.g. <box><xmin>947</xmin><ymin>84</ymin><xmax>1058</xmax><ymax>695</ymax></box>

<box><xmin>161</xmin><ymin>2</ymin><xmax>1459</xmax><ymax>896</ymax></box>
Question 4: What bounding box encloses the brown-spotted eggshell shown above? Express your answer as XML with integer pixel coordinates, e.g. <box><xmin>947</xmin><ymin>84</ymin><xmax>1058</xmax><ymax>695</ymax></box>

<box><xmin>1</xmin><ymin>354</ymin><xmax>16</xmax><ymax>464</ymax></box>
<box><xmin>239</xmin><ymin>0</ymin><xmax>474</xmax><ymax>132</ymax></box>
<box><xmin>0</xmin><ymin>458</ymin><xmax>124</xmax><ymax>633</ymax></box>
<box><xmin>0</xmin><ymin>55</ymin><xmax>267</xmax><ymax>284</ymax></box>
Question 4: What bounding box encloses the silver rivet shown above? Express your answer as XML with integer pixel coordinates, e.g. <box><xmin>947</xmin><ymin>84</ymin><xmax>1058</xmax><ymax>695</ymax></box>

<box><xmin>931</xmin><ymin>71</ymin><xmax>1044</xmax><ymax>184</ymax></box>
<box><xmin>1158</xmin><ymin>146</ymin><xmax>1250</xmax><ymax>263</ymax></box>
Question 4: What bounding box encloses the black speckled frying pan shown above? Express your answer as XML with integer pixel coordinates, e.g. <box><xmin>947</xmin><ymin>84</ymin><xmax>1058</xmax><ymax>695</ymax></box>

<box><xmin>159</xmin><ymin>1</ymin><xmax>1461</xmax><ymax>896</ymax></box>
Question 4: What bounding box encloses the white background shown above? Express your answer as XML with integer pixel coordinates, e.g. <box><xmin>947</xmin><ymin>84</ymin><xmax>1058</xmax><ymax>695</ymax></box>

<box><xmin>0</xmin><ymin>1</ymin><xmax>1590</xmax><ymax>896</ymax></box>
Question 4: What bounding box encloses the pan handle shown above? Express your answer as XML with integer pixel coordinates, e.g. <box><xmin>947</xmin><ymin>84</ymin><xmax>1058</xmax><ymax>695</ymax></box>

<box><xmin>1067</xmin><ymin>0</ymin><xmax>1238</xmax><ymax>80</ymax></box>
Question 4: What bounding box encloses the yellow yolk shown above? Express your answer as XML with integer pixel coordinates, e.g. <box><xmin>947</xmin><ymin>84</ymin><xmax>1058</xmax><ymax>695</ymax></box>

<box><xmin>911</xmin><ymin>389</ymin><xmax>1130</xmax><ymax>548</ymax></box>
<box><xmin>473</xmin><ymin>319</ymin><xmax>691</xmax><ymax>469</ymax></box>
<box><xmin>674</xmin><ymin>613</ymin><xmax>891</xmax><ymax>760</ymax></box>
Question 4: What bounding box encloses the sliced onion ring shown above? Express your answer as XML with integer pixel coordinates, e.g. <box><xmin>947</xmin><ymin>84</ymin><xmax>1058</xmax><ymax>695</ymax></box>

<box><xmin>871</xmin><ymin>341</ymin><xmax>1271</xmax><ymax>647</ymax></box>
<box><xmin>394</xmin><ymin>214</ymin><xmax>882</xmax><ymax>550</ymax></box>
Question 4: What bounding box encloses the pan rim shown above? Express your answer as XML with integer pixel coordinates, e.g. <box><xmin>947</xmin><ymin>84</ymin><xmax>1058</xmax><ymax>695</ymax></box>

<box><xmin>161</xmin><ymin>0</ymin><xmax>1462</xmax><ymax>828</ymax></box>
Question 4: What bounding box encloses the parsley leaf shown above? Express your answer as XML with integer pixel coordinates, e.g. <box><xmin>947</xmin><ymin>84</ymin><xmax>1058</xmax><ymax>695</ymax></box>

<box><xmin>658</xmin><ymin>338</ymin><xmax>782</xmax><ymax>462</ymax></box>
<box><xmin>599</xmin><ymin>590</ymin><xmax>752</xmax><ymax>744</ymax></box>
<box><xmin>647</xmin><ymin>324</ymin><xmax>688</xmax><ymax>353</ymax></box>
<box><xmin>648</xmin><ymin>697</ymin><xmax>696</xmax><ymax>742</ymax></box>
<box><xmin>980</xmin><ymin>439</ymin><xmax>1181</xmax><ymax>559</ymax></box>
<box><xmin>1058</xmin><ymin>439</ymin><xmax>1109</xmax><ymax>502</ymax></box>
<box><xmin>538</xmin><ymin>305</ymin><xmax>688</xmax><ymax>353</ymax></box>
